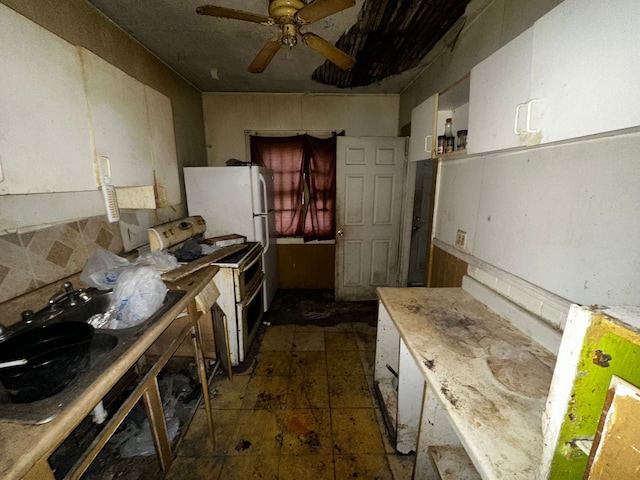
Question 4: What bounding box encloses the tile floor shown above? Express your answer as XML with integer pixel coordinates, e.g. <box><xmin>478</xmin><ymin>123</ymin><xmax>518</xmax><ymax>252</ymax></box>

<box><xmin>165</xmin><ymin>322</ymin><xmax>415</xmax><ymax>479</ymax></box>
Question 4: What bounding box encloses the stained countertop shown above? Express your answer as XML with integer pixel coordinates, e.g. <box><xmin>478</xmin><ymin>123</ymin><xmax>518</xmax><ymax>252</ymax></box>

<box><xmin>0</xmin><ymin>266</ymin><xmax>218</xmax><ymax>480</ymax></box>
<box><xmin>377</xmin><ymin>287</ymin><xmax>557</xmax><ymax>479</ymax></box>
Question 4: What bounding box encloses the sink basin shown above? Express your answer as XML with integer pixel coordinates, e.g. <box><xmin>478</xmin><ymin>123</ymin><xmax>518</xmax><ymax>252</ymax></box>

<box><xmin>0</xmin><ymin>289</ymin><xmax>185</xmax><ymax>424</ymax></box>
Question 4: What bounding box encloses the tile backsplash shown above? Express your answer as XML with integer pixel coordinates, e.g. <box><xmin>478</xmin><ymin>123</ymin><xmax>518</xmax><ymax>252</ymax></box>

<box><xmin>0</xmin><ymin>215</ymin><xmax>123</xmax><ymax>304</ymax></box>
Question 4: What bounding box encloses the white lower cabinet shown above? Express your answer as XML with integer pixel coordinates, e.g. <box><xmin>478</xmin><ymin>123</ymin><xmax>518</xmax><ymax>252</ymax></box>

<box><xmin>374</xmin><ymin>287</ymin><xmax>557</xmax><ymax>479</ymax></box>
<box><xmin>374</xmin><ymin>301</ymin><xmax>424</xmax><ymax>454</ymax></box>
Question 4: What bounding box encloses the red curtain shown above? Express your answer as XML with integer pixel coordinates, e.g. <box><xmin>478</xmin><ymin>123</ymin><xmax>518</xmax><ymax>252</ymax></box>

<box><xmin>304</xmin><ymin>135</ymin><xmax>336</xmax><ymax>241</ymax></box>
<box><xmin>250</xmin><ymin>136</ymin><xmax>305</xmax><ymax>237</ymax></box>
<box><xmin>250</xmin><ymin>134</ymin><xmax>336</xmax><ymax>240</ymax></box>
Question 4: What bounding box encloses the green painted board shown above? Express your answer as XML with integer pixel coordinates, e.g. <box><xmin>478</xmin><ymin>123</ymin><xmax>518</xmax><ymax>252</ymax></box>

<box><xmin>549</xmin><ymin>312</ymin><xmax>640</xmax><ymax>479</ymax></box>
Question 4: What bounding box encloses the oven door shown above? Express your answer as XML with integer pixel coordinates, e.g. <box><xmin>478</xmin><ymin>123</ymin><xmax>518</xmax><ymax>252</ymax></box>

<box><xmin>236</xmin><ymin>276</ymin><xmax>264</xmax><ymax>363</ymax></box>
<box><xmin>233</xmin><ymin>245</ymin><xmax>263</xmax><ymax>303</ymax></box>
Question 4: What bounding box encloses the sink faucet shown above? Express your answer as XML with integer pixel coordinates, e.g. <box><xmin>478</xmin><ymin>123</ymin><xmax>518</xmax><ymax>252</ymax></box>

<box><xmin>48</xmin><ymin>282</ymin><xmax>89</xmax><ymax>308</ymax></box>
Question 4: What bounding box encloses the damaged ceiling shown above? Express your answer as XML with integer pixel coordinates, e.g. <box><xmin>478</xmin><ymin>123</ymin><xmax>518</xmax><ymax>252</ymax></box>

<box><xmin>87</xmin><ymin>0</ymin><xmax>471</xmax><ymax>93</ymax></box>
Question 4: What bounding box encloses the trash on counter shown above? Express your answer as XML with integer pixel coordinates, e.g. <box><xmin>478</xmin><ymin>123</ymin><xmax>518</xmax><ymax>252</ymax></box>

<box><xmin>111</xmin><ymin>266</ymin><xmax>167</xmax><ymax>328</ymax></box>
<box><xmin>81</xmin><ymin>248</ymin><xmax>130</xmax><ymax>290</ymax></box>
<box><xmin>171</xmin><ymin>237</ymin><xmax>203</xmax><ymax>262</ymax></box>
<box><xmin>202</xmin><ymin>233</ymin><xmax>247</xmax><ymax>247</ymax></box>
<box><xmin>133</xmin><ymin>250</ymin><xmax>178</xmax><ymax>272</ymax></box>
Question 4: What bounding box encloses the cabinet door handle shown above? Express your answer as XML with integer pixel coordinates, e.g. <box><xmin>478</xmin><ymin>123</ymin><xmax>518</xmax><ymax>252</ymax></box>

<box><xmin>525</xmin><ymin>98</ymin><xmax>542</xmax><ymax>133</ymax></box>
<box><xmin>514</xmin><ymin>103</ymin><xmax>526</xmax><ymax>135</ymax></box>
<box><xmin>424</xmin><ymin>135</ymin><xmax>432</xmax><ymax>155</ymax></box>
<box><xmin>98</xmin><ymin>156</ymin><xmax>112</xmax><ymax>184</ymax></box>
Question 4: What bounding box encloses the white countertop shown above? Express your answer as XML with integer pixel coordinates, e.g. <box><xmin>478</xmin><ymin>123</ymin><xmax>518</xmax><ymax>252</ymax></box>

<box><xmin>377</xmin><ymin>287</ymin><xmax>557</xmax><ymax>479</ymax></box>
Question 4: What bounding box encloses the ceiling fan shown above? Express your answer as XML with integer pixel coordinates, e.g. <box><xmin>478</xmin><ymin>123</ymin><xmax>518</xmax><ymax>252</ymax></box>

<box><xmin>196</xmin><ymin>0</ymin><xmax>356</xmax><ymax>73</ymax></box>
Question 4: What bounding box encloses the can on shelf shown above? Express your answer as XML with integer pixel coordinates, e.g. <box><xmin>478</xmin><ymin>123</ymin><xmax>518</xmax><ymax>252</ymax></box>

<box><xmin>437</xmin><ymin>135</ymin><xmax>447</xmax><ymax>155</ymax></box>
<box><xmin>457</xmin><ymin>130</ymin><xmax>468</xmax><ymax>150</ymax></box>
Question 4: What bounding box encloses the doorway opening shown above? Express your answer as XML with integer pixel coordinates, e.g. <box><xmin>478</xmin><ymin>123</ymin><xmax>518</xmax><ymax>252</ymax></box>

<box><xmin>407</xmin><ymin>159</ymin><xmax>436</xmax><ymax>286</ymax></box>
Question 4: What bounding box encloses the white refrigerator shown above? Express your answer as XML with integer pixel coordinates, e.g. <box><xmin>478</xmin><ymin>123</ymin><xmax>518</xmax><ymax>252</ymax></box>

<box><xmin>183</xmin><ymin>166</ymin><xmax>278</xmax><ymax>311</ymax></box>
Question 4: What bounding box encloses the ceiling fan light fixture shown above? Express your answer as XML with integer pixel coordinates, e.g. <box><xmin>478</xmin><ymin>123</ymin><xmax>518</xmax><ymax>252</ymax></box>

<box><xmin>198</xmin><ymin>0</ymin><xmax>357</xmax><ymax>72</ymax></box>
<box><xmin>281</xmin><ymin>23</ymin><xmax>298</xmax><ymax>47</ymax></box>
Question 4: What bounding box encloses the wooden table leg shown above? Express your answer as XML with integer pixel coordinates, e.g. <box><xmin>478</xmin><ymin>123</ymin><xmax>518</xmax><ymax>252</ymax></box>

<box><xmin>142</xmin><ymin>376</ymin><xmax>173</xmax><ymax>472</ymax></box>
<box><xmin>188</xmin><ymin>301</ymin><xmax>216</xmax><ymax>450</ymax></box>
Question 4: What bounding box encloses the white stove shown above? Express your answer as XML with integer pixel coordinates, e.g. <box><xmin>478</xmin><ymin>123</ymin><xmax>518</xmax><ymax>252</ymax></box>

<box><xmin>148</xmin><ymin>217</ymin><xmax>264</xmax><ymax>366</ymax></box>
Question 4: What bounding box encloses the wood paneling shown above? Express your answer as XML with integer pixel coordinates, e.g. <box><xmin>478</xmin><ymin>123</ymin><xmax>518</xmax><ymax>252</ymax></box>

<box><xmin>429</xmin><ymin>245</ymin><xmax>467</xmax><ymax>287</ymax></box>
<box><xmin>278</xmin><ymin>244</ymin><xmax>335</xmax><ymax>289</ymax></box>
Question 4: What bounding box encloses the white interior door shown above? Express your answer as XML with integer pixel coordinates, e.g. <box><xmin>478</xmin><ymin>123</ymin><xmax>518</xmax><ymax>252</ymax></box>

<box><xmin>335</xmin><ymin>137</ymin><xmax>407</xmax><ymax>301</ymax></box>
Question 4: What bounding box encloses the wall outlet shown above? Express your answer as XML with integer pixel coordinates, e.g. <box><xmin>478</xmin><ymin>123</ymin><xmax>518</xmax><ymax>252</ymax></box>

<box><xmin>455</xmin><ymin>229</ymin><xmax>467</xmax><ymax>250</ymax></box>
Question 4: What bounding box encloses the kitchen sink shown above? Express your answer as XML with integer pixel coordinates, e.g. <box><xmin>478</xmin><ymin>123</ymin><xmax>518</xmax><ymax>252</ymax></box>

<box><xmin>0</xmin><ymin>289</ymin><xmax>185</xmax><ymax>424</ymax></box>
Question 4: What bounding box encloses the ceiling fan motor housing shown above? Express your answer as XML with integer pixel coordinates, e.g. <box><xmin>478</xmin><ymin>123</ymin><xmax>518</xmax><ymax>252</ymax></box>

<box><xmin>269</xmin><ymin>0</ymin><xmax>305</xmax><ymax>23</ymax></box>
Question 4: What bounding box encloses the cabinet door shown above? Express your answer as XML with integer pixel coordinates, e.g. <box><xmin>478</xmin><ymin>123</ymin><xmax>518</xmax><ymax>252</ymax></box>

<box><xmin>531</xmin><ymin>0</ymin><xmax>640</xmax><ymax>144</ymax></box>
<box><xmin>144</xmin><ymin>86</ymin><xmax>180</xmax><ymax>207</ymax></box>
<box><xmin>0</xmin><ymin>5</ymin><xmax>96</xmax><ymax>195</ymax></box>
<box><xmin>80</xmin><ymin>48</ymin><xmax>154</xmax><ymax>188</ymax></box>
<box><xmin>409</xmin><ymin>95</ymin><xmax>436</xmax><ymax>162</ymax></box>
<box><xmin>467</xmin><ymin>27</ymin><xmax>534</xmax><ymax>154</ymax></box>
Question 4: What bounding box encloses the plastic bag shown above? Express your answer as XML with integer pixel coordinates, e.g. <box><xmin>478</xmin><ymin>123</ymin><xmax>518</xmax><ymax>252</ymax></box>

<box><xmin>80</xmin><ymin>248</ymin><xmax>130</xmax><ymax>290</ymax></box>
<box><xmin>111</xmin><ymin>266</ymin><xmax>167</xmax><ymax>328</ymax></box>
<box><xmin>118</xmin><ymin>406</ymin><xmax>180</xmax><ymax>458</ymax></box>
<box><xmin>133</xmin><ymin>250</ymin><xmax>179</xmax><ymax>273</ymax></box>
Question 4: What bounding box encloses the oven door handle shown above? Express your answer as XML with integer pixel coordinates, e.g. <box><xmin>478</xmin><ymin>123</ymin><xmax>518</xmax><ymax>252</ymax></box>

<box><xmin>241</xmin><ymin>273</ymin><xmax>264</xmax><ymax>307</ymax></box>
<box><xmin>240</xmin><ymin>245</ymin><xmax>263</xmax><ymax>274</ymax></box>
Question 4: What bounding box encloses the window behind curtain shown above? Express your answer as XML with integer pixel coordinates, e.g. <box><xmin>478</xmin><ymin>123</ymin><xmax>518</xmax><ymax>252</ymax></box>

<box><xmin>250</xmin><ymin>134</ymin><xmax>336</xmax><ymax>241</ymax></box>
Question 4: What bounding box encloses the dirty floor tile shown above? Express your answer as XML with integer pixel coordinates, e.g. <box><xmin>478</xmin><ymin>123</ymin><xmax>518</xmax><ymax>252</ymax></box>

<box><xmin>291</xmin><ymin>350</ymin><xmax>328</xmax><ymax>376</ymax></box>
<box><xmin>331</xmin><ymin>408</ymin><xmax>386</xmax><ymax>455</ymax></box>
<box><xmin>241</xmin><ymin>375</ymin><xmax>289</xmax><ymax>411</ymax></box>
<box><xmin>164</xmin><ymin>291</ymin><xmax>416</xmax><ymax>480</ymax></box>
<box><xmin>328</xmin><ymin>374</ymin><xmax>374</xmax><ymax>409</ymax></box>
<box><xmin>228</xmin><ymin>410</ymin><xmax>285</xmax><ymax>456</ymax></box>
<box><xmin>325</xmin><ymin>331</ymin><xmax>359</xmax><ymax>351</ymax></box>
<box><xmin>278</xmin><ymin>454</ymin><xmax>335</xmax><ymax>480</ymax></box>
<box><xmin>254</xmin><ymin>350</ymin><xmax>292</xmax><ymax>376</ymax></box>
<box><xmin>287</xmin><ymin>375</ymin><xmax>330</xmax><ymax>410</ymax></box>
<box><xmin>334</xmin><ymin>453</ymin><xmax>394</xmax><ymax>480</ymax></box>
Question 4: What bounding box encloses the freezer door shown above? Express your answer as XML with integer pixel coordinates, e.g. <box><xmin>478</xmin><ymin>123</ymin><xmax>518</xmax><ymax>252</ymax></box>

<box><xmin>184</xmin><ymin>166</ymin><xmax>255</xmax><ymax>240</ymax></box>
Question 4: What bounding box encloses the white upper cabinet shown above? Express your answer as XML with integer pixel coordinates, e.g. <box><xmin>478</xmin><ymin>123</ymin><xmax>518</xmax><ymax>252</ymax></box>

<box><xmin>144</xmin><ymin>86</ymin><xmax>181</xmax><ymax>207</ymax></box>
<box><xmin>468</xmin><ymin>0</ymin><xmax>640</xmax><ymax>155</ymax></box>
<box><xmin>530</xmin><ymin>0</ymin><xmax>640</xmax><ymax>144</ymax></box>
<box><xmin>80</xmin><ymin>48</ymin><xmax>154</xmax><ymax>188</ymax></box>
<box><xmin>468</xmin><ymin>28</ymin><xmax>534</xmax><ymax>154</ymax></box>
<box><xmin>409</xmin><ymin>95</ymin><xmax>436</xmax><ymax>162</ymax></box>
<box><xmin>0</xmin><ymin>4</ymin><xmax>96</xmax><ymax>195</ymax></box>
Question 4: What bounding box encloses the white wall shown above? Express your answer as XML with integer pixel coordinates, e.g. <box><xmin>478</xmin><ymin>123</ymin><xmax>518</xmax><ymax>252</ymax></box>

<box><xmin>435</xmin><ymin>132</ymin><xmax>640</xmax><ymax>307</ymax></box>
<box><xmin>202</xmin><ymin>93</ymin><xmax>400</xmax><ymax>166</ymax></box>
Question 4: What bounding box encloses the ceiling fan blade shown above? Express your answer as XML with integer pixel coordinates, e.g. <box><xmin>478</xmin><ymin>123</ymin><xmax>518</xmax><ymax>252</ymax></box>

<box><xmin>196</xmin><ymin>5</ymin><xmax>272</xmax><ymax>25</ymax></box>
<box><xmin>296</xmin><ymin>0</ymin><xmax>356</xmax><ymax>23</ymax></box>
<box><xmin>248</xmin><ymin>37</ymin><xmax>282</xmax><ymax>73</ymax></box>
<box><xmin>302</xmin><ymin>33</ymin><xmax>355</xmax><ymax>71</ymax></box>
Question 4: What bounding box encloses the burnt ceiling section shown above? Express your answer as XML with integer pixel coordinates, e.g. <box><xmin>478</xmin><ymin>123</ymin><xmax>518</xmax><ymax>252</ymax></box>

<box><xmin>313</xmin><ymin>0</ymin><xmax>471</xmax><ymax>88</ymax></box>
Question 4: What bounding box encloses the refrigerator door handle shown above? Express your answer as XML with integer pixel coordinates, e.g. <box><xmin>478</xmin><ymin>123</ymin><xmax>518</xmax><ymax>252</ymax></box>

<box><xmin>257</xmin><ymin>174</ymin><xmax>269</xmax><ymax>215</ymax></box>
<box><xmin>253</xmin><ymin>214</ymin><xmax>270</xmax><ymax>253</ymax></box>
<box><xmin>257</xmin><ymin>173</ymin><xmax>271</xmax><ymax>253</ymax></box>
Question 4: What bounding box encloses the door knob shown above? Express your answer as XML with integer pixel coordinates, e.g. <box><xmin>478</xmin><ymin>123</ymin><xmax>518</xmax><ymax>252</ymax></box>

<box><xmin>337</xmin><ymin>230</ymin><xmax>344</xmax><ymax>236</ymax></box>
